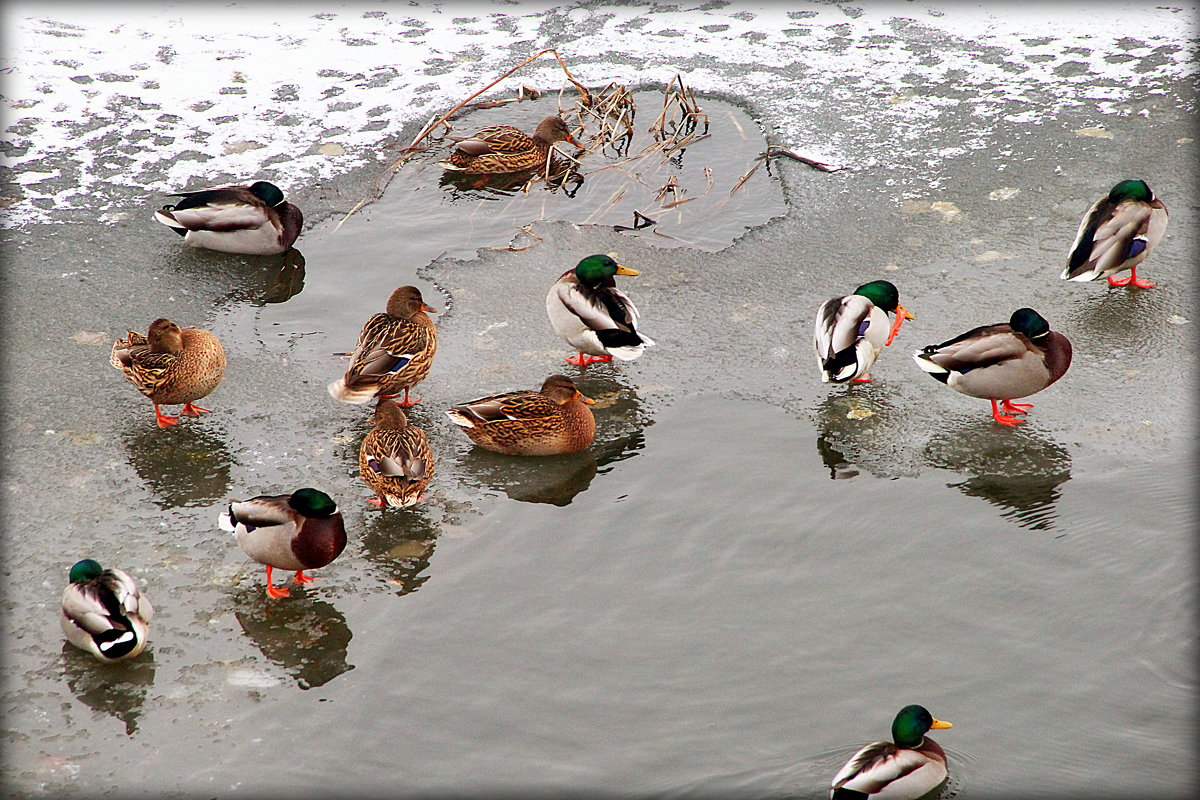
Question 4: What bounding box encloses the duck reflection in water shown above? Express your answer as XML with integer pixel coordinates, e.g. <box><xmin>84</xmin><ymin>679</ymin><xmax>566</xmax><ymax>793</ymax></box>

<box><xmin>455</xmin><ymin>372</ymin><xmax>645</xmax><ymax>506</ymax></box>
<box><xmin>122</xmin><ymin>423</ymin><xmax>232</xmax><ymax>509</ymax></box>
<box><xmin>359</xmin><ymin>505</ymin><xmax>438</xmax><ymax>596</ymax></box>
<box><xmin>811</xmin><ymin>386</ymin><xmax>903</xmax><ymax>481</ymax></box>
<box><xmin>232</xmin><ymin>589</ymin><xmax>354</xmax><ymax>690</ymax></box>
<box><xmin>922</xmin><ymin>418</ymin><xmax>1072</xmax><ymax>532</ymax></box>
<box><xmin>62</xmin><ymin>645</ymin><xmax>156</xmax><ymax>736</ymax></box>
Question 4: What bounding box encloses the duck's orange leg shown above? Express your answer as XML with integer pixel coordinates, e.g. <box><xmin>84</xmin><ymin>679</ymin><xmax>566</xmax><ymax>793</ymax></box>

<box><xmin>565</xmin><ymin>352</ymin><xmax>612</xmax><ymax>366</ymax></box>
<box><xmin>1108</xmin><ymin>265</ymin><xmax>1156</xmax><ymax>288</ymax></box>
<box><xmin>990</xmin><ymin>398</ymin><xmax>1025</xmax><ymax>426</ymax></box>
<box><xmin>1000</xmin><ymin>399</ymin><xmax>1033</xmax><ymax>414</ymax></box>
<box><xmin>264</xmin><ymin>565</ymin><xmax>291</xmax><ymax>598</ymax></box>
<box><xmin>180</xmin><ymin>403</ymin><xmax>211</xmax><ymax>416</ymax></box>
<box><xmin>153</xmin><ymin>403</ymin><xmax>180</xmax><ymax>428</ymax></box>
<box><xmin>292</xmin><ymin>570</ymin><xmax>316</xmax><ymax>585</ymax></box>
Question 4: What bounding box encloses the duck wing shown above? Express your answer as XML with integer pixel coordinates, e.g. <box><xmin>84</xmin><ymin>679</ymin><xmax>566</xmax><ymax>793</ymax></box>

<box><xmin>454</xmin><ymin>125</ymin><xmax>536</xmax><ymax>156</ymax></box>
<box><xmin>450</xmin><ymin>390</ymin><xmax>557</xmax><ymax>425</ymax></box>
<box><xmin>364</xmin><ymin>429</ymin><xmax>430</xmax><ymax>481</ymax></box>
<box><xmin>919</xmin><ymin>323</ymin><xmax>1025</xmax><ymax>372</ymax></box>
<box><xmin>157</xmin><ymin>186</ymin><xmax>271</xmax><ymax>233</ymax></box>
<box><xmin>1063</xmin><ymin>197</ymin><xmax>1156</xmax><ymax>280</ymax></box>
<box><xmin>814</xmin><ymin>295</ymin><xmax>877</xmax><ymax>360</ymax></box>
<box><xmin>344</xmin><ymin>314</ymin><xmax>433</xmax><ymax>386</ymax></box>
<box><xmin>831</xmin><ymin>741</ymin><xmax>934</xmax><ymax>795</ymax></box>
<box><xmin>221</xmin><ymin>494</ymin><xmax>298</xmax><ymax>531</ymax></box>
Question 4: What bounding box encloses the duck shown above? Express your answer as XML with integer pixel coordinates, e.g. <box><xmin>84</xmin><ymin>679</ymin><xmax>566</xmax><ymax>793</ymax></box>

<box><xmin>814</xmin><ymin>280</ymin><xmax>913</xmax><ymax>383</ymax></box>
<box><xmin>328</xmin><ymin>285</ymin><xmax>438</xmax><ymax>407</ymax></box>
<box><xmin>219</xmin><ymin>488</ymin><xmax>347</xmax><ymax>599</ymax></box>
<box><xmin>830</xmin><ymin>704</ymin><xmax>954</xmax><ymax>800</ymax></box>
<box><xmin>154</xmin><ymin>180</ymin><xmax>303</xmax><ymax>255</ymax></box>
<box><xmin>359</xmin><ymin>401</ymin><xmax>435</xmax><ymax>508</ymax></box>
<box><xmin>110</xmin><ymin>318</ymin><xmax>226</xmax><ymax>428</ymax></box>
<box><xmin>1061</xmin><ymin>179</ymin><xmax>1168</xmax><ymax>289</ymax></box>
<box><xmin>439</xmin><ymin>116</ymin><xmax>579</xmax><ymax>174</ymax></box>
<box><xmin>59</xmin><ymin>559</ymin><xmax>153</xmax><ymax>663</ymax></box>
<box><xmin>913</xmin><ymin>307</ymin><xmax>1072</xmax><ymax>426</ymax></box>
<box><xmin>446</xmin><ymin>374</ymin><xmax>597</xmax><ymax>456</ymax></box>
<box><xmin>547</xmin><ymin>254</ymin><xmax>655</xmax><ymax>366</ymax></box>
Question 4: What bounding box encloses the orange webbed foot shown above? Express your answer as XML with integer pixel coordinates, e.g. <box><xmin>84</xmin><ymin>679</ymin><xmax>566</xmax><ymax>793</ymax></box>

<box><xmin>180</xmin><ymin>403</ymin><xmax>211</xmax><ymax>417</ymax></box>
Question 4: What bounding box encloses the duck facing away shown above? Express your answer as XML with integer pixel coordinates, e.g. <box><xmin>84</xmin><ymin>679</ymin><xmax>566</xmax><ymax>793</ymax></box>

<box><xmin>913</xmin><ymin>307</ymin><xmax>1072</xmax><ymax>426</ymax></box>
<box><xmin>830</xmin><ymin>704</ymin><xmax>953</xmax><ymax>800</ymax></box>
<box><xmin>547</xmin><ymin>254</ymin><xmax>655</xmax><ymax>366</ymax></box>
<box><xmin>219</xmin><ymin>488</ymin><xmax>347</xmax><ymax>599</ymax></box>
<box><xmin>60</xmin><ymin>559</ymin><xmax>153</xmax><ymax>663</ymax></box>
<box><xmin>814</xmin><ymin>280</ymin><xmax>913</xmax><ymax>383</ymax></box>
<box><xmin>359</xmin><ymin>401</ymin><xmax>435</xmax><ymax>508</ymax></box>
<box><xmin>328</xmin><ymin>285</ymin><xmax>438</xmax><ymax>407</ymax></box>
<box><xmin>1061</xmin><ymin>179</ymin><xmax>1168</xmax><ymax>289</ymax></box>
<box><xmin>439</xmin><ymin>116</ymin><xmax>579</xmax><ymax>174</ymax></box>
<box><xmin>110</xmin><ymin>318</ymin><xmax>226</xmax><ymax>428</ymax></box>
<box><xmin>446</xmin><ymin>374</ymin><xmax>596</xmax><ymax>456</ymax></box>
<box><xmin>154</xmin><ymin>180</ymin><xmax>303</xmax><ymax>255</ymax></box>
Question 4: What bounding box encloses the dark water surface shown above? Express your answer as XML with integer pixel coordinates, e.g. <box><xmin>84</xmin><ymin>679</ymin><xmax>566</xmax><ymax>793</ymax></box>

<box><xmin>3</xmin><ymin>13</ymin><xmax>1197</xmax><ymax>800</ymax></box>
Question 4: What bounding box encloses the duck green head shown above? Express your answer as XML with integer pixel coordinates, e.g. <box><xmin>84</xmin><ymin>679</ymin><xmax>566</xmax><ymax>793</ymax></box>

<box><xmin>1108</xmin><ymin>179</ymin><xmax>1153</xmax><ymax>204</ymax></box>
<box><xmin>1010</xmin><ymin>307</ymin><xmax>1050</xmax><ymax>340</ymax></box>
<box><xmin>68</xmin><ymin>559</ymin><xmax>103</xmax><ymax>583</ymax></box>
<box><xmin>892</xmin><ymin>704</ymin><xmax>952</xmax><ymax>748</ymax></box>
<box><xmin>852</xmin><ymin>280</ymin><xmax>902</xmax><ymax>313</ymax></box>
<box><xmin>574</xmin><ymin>254</ymin><xmax>639</xmax><ymax>285</ymax></box>
<box><xmin>288</xmin><ymin>488</ymin><xmax>338</xmax><ymax>518</ymax></box>
<box><xmin>250</xmin><ymin>181</ymin><xmax>286</xmax><ymax>207</ymax></box>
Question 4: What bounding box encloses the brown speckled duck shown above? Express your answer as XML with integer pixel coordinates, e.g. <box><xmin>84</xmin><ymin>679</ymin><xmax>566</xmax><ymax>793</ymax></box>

<box><xmin>359</xmin><ymin>401</ymin><xmax>435</xmax><ymax>508</ymax></box>
<box><xmin>154</xmin><ymin>180</ymin><xmax>303</xmax><ymax>255</ymax></box>
<box><xmin>219</xmin><ymin>488</ymin><xmax>347</xmax><ymax>599</ymax></box>
<box><xmin>110</xmin><ymin>318</ymin><xmax>226</xmax><ymax>428</ymax></box>
<box><xmin>439</xmin><ymin>116</ymin><xmax>578</xmax><ymax>174</ymax></box>
<box><xmin>327</xmin><ymin>286</ymin><xmax>438</xmax><ymax>407</ymax></box>
<box><xmin>445</xmin><ymin>374</ymin><xmax>596</xmax><ymax>456</ymax></box>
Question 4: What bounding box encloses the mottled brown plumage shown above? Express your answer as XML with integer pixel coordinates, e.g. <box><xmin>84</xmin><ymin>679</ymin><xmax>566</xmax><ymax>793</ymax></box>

<box><xmin>439</xmin><ymin>116</ymin><xmax>578</xmax><ymax>174</ymax></box>
<box><xmin>359</xmin><ymin>401</ymin><xmax>435</xmax><ymax>508</ymax></box>
<box><xmin>327</xmin><ymin>286</ymin><xmax>438</xmax><ymax>406</ymax></box>
<box><xmin>445</xmin><ymin>374</ymin><xmax>596</xmax><ymax>456</ymax></box>
<box><xmin>110</xmin><ymin>318</ymin><xmax>226</xmax><ymax>428</ymax></box>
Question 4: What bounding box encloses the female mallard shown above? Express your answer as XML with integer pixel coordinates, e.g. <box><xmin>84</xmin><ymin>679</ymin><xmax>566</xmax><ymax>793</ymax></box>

<box><xmin>439</xmin><ymin>116</ymin><xmax>579</xmax><ymax>174</ymax></box>
<box><xmin>814</xmin><ymin>280</ymin><xmax>913</xmax><ymax>383</ymax></box>
<box><xmin>359</xmin><ymin>401</ymin><xmax>435</xmax><ymax>508</ymax></box>
<box><xmin>913</xmin><ymin>307</ymin><xmax>1072</xmax><ymax>426</ymax></box>
<box><xmin>830</xmin><ymin>705</ymin><xmax>954</xmax><ymax>800</ymax></box>
<box><xmin>110</xmin><ymin>318</ymin><xmax>226</xmax><ymax>428</ymax></box>
<box><xmin>328</xmin><ymin>285</ymin><xmax>438</xmax><ymax>407</ymax></box>
<box><xmin>1061</xmin><ymin>179</ymin><xmax>1168</xmax><ymax>289</ymax></box>
<box><xmin>219</xmin><ymin>488</ymin><xmax>347</xmax><ymax>599</ymax></box>
<box><xmin>547</xmin><ymin>254</ymin><xmax>655</xmax><ymax>366</ymax></box>
<box><xmin>154</xmin><ymin>180</ymin><xmax>303</xmax><ymax>255</ymax></box>
<box><xmin>446</xmin><ymin>374</ymin><xmax>596</xmax><ymax>456</ymax></box>
<box><xmin>60</xmin><ymin>559</ymin><xmax>153</xmax><ymax>663</ymax></box>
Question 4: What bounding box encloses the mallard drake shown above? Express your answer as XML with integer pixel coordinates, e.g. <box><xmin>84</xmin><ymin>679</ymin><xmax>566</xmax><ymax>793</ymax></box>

<box><xmin>219</xmin><ymin>488</ymin><xmax>347</xmax><ymax>599</ymax></box>
<box><xmin>60</xmin><ymin>559</ymin><xmax>153</xmax><ymax>663</ymax></box>
<box><xmin>1061</xmin><ymin>179</ymin><xmax>1168</xmax><ymax>289</ymax></box>
<box><xmin>154</xmin><ymin>180</ymin><xmax>303</xmax><ymax>255</ymax></box>
<box><xmin>359</xmin><ymin>401</ymin><xmax>435</xmax><ymax>508</ymax></box>
<box><xmin>547</xmin><ymin>254</ymin><xmax>655</xmax><ymax>366</ymax></box>
<box><xmin>446</xmin><ymin>374</ymin><xmax>597</xmax><ymax>456</ymax></box>
<box><xmin>439</xmin><ymin>116</ymin><xmax>579</xmax><ymax>174</ymax></box>
<box><xmin>913</xmin><ymin>307</ymin><xmax>1072</xmax><ymax>426</ymax></box>
<box><xmin>327</xmin><ymin>285</ymin><xmax>438</xmax><ymax>407</ymax></box>
<box><xmin>814</xmin><ymin>280</ymin><xmax>913</xmax><ymax>383</ymax></box>
<box><xmin>110</xmin><ymin>318</ymin><xmax>226</xmax><ymax>428</ymax></box>
<box><xmin>830</xmin><ymin>705</ymin><xmax>953</xmax><ymax>800</ymax></box>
